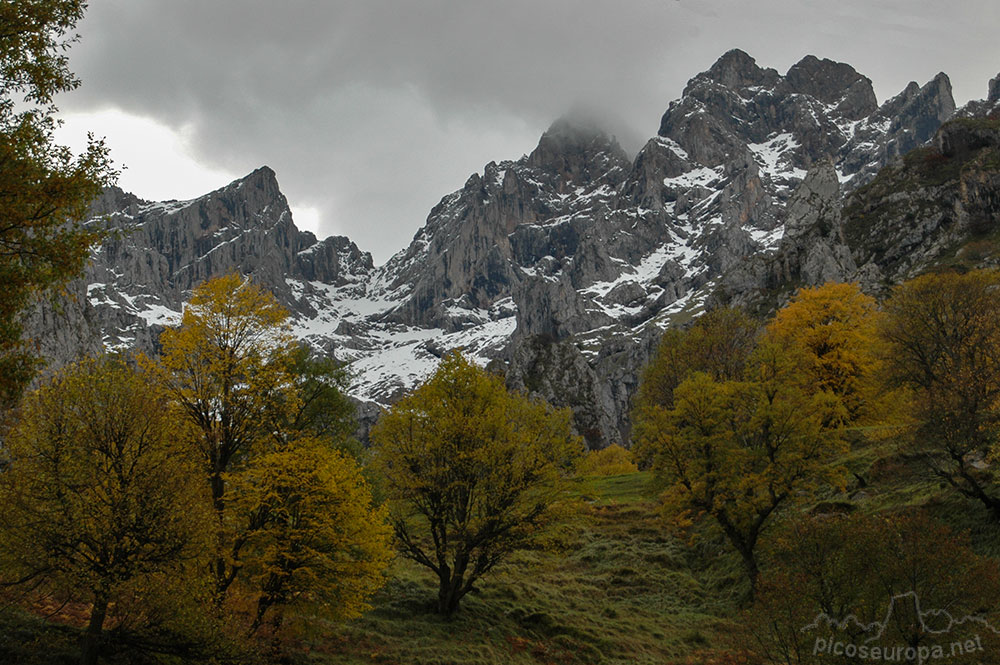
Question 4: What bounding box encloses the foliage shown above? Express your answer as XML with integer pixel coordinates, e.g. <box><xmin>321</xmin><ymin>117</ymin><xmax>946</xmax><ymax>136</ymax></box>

<box><xmin>743</xmin><ymin>512</ymin><xmax>1000</xmax><ymax>664</ymax></box>
<box><xmin>155</xmin><ymin>273</ymin><xmax>300</xmax><ymax>597</ymax></box>
<box><xmin>636</xmin><ymin>330</ymin><xmax>846</xmax><ymax>593</ymax></box>
<box><xmin>0</xmin><ymin>0</ymin><xmax>116</xmax><ymax>406</ymax></box>
<box><xmin>765</xmin><ymin>282</ymin><xmax>883</xmax><ymax>427</ymax></box>
<box><xmin>0</xmin><ymin>355</ymin><xmax>211</xmax><ymax>665</ymax></box>
<box><xmin>228</xmin><ymin>437</ymin><xmax>392</xmax><ymax>634</ymax></box>
<box><xmin>633</xmin><ymin>308</ymin><xmax>760</xmax><ymax>465</ymax></box>
<box><xmin>636</xmin><ymin>308</ymin><xmax>760</xmax><ymax>410</ymax></box>
<box><xmin>880</xmin><ymin>269</ymin><xmax>1000</xmax><ymax>517</ymax></box>
<box><xmin>285</xmin><ymin>344</ymin><xmax>361</xmax><ymax>459</ymax></box>
<box><xmin>156</xmin><ymin>273</ymin><xmax>390</xmax><ymax>640</ymax></box>
<box><xmin>575</xmin><ymin>443</ymin><xmax>638</xmax><ymax>477</ymax></box>
<box><xmin>370</xmin><ymin>351</ymin><xmax>582</xmax><ymax>615</ymax></box>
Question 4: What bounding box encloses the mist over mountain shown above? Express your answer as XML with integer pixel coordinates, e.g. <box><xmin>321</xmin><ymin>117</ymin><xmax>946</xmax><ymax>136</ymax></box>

<box><xmin>28</xmin><ymin>50</ymin><xmax>1000</xmax><ymax>446</ymax></box>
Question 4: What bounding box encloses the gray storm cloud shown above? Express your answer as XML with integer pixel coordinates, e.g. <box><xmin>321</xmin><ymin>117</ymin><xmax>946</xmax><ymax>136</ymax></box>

<box><xmin>59</xmin><ymin>0</ymin><xmax>1000</xmax><ymax>262</ymax></box>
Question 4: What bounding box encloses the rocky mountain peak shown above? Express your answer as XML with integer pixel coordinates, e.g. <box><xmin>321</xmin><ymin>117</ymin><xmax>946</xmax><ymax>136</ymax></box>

<box><xmin>29</xmin><ymin>51</ymin><xmax>989</xmax><ymax>450</ymax></box>
<box><xmin>695</xmin><ymin>48</ymin><xmax>779</xmax><ymax>93</ymax></box>
<box><xmin>88</xmin><ymin>186</ymin><xmax>146</xmax><ymax>218</ymax></box>
<box><xmin>785</xmin><ymin>55</ymin><xmax>877</xmax><ymax>119</ymax></box>
<box><xmin>527</xmin><ymin>115</ymin><xmax>630</xmax><ymax>187</ymax></box>
<box><xmin>239</xmin><ymin>164</ymin><xmax>279</xmax><ymax>187</ymax></box>
<box><xmin>989</xmin><ymin>74</ymin><xmax>1000</xmax><ymax>105</ymax></box>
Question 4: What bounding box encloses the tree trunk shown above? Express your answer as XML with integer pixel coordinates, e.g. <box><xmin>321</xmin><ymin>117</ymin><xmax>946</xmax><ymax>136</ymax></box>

<box><xmin>741</xmin><ymin>551</ymin><xmax>760</xmax><ymax>600</ymax></box>
<box><xmin>437</xmin><ymin>573</ymin><xmax>465</xmax><ymax>616</ymax></box>
<box><xmin>80</xmin><ymin>591</ymin><xmax>109</xmax><ymax>665</ymax></box>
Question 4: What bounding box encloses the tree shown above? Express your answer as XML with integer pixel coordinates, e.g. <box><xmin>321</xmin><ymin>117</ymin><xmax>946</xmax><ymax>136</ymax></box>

<box><xmin>0</xmin><ymin>1</ymin><xmax>116</xmax><ymax>405</ymax></box>
<box><xmin>743</xmin><ymin>512</ymin><xmax>1000</xmax><ymax>664</ymax></box>
<box><xmin>156</xmin><ymin>274</ymin><xmax>391</xmax><ymax>634</ymax></box>
<box><xmin>635</xmin><ymin>337</ymin><xmax>846</xmax><ymax>594</ymax></box>
<box><xmin>575</xmin><ymin>443</ymin><xmax>638</xmax><ymax>477</ymax></box>
<box><xmin>156</xmin><ymin>273</ymin><xmax>299</xmax><ymax>598</ymax></box>
<box><xmin>766</xmin><ymin>282</ymin><xmax>882</xmax><ymax>427</ymax></box>
<box><xmin>229</xmin><ymin>437</ymin><xmax>391</xmax><ymax>634</ymax></box>
<box><xmin>284</xmin><ymin>343</ymin><xmax>361</xmax><ymax>458</ymax></box>
<box><xmin>880</xmin><ymin>269</ymin><xmax>1000</xmax><ymax>518</ymax></box>
<box><xmin>370</xmin><ymin>351</ymin><xmax>582</xmax><ymax>615</ymax></box>
<box><xmin>632</xmin><ymin>307</ymin><xmax>759</xmax><ymax>464</ymax></box>
<box><xmin>0</xmin><ymin>356</ymin><xmax>210</xmax><ymax>665</ymax></box>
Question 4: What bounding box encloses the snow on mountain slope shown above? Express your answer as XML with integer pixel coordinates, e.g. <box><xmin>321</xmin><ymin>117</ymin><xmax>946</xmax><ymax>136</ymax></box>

<box><xmin>30</xmin><ymin>50</ymin><xmax>972</xmax><ymax>445</ymax></box>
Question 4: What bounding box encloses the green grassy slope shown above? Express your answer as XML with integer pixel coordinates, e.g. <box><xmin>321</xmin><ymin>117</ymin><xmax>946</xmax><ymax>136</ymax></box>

<box><xmin>5</xmin><ymin>456</ymin><xmax>998</xmax><ymax>665</ymax></box>
<box><xmin>292</xmin><ymin>472</ymin><xmax>741</xmax><ymax>665</ymax></box>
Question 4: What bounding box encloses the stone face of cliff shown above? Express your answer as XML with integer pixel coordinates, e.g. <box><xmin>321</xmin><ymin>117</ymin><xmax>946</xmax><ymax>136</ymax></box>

<box><xmin>30</xmin><ymin>52</ymin><xmax>997</xmax><ymax>448</ymax></box>
<box><xmin>25</xmin><ymin>166</ymin><xmax>371</xmax><ymax>362</ymax></box>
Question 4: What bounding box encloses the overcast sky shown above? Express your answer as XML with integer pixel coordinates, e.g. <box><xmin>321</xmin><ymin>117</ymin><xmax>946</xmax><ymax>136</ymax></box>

<box><xmin>55</xmin><ymin>1</ymin><xmax>1000</xmax><ymax>264</ymax></box>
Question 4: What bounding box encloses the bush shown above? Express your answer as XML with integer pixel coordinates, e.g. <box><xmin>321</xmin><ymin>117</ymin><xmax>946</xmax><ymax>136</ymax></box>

<box><xmin>576</xmin><ymin>444</ymin><xmax>638</xmax><ymax>477</ymax></box>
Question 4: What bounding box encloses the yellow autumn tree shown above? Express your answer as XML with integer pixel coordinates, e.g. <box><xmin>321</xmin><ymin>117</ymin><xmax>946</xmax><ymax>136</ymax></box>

<box><xmin>229</xmin><ymin>437</ymin><xmax>392</xmax><ymax>634</ymax></box>
<box><xmin>371</xmin><ymin>351</ymin><xmax>582</xmax><ymax>615</ymax></box>
<box><xmin>635</xmin><ymin>336</ymin><xmax>846</xmax><ymax>594</ymax></box>
<box><xmin>632</xmin><ymin>307</ymin><xmax>760</xmax><ymax>465</ymax></box>
<box><xmin>156</xmin><ymin>273</ymin><xmax>299</xmax><ymax>598</ymax></box>
<box><xmin>0</xmin><ymin>356</ymin><xmax>211</xmax><ymax>665</ymax></box>
<box><xmin>575</xmin><ymin>443</ymin><xmax>638</xmax><ymax>477</ymax></box>
<box><xmin>156</xmin><ymin>273</ymin><xmax>390</xmax><ymax>634</ymax></box>
<box><xmin>766</xmin><ymin>282</ymin><xmax>882</xmax><ymax>427</ymax></box>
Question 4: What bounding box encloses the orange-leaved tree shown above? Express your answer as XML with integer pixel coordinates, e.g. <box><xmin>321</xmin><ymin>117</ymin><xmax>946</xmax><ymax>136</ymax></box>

<box><xmin>766</xmin><ymin>282</ymin><xmax>883</xmax><ymax>427</ymax></box>
<box><xmin>880</xmin><ymin>269</ymin><xmax>1000</xmax><ymax>518</ymax></box>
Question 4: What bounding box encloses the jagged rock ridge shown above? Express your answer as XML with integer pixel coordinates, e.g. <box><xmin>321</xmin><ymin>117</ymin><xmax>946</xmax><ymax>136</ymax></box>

<box><xmin>29</xmin><ymin>51</ymin><xmax>997</xmax><ymax>447</ymax></box>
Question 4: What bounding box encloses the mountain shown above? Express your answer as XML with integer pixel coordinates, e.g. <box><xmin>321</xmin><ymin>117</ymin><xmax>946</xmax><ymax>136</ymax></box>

<box><xmin>25</xmin><ymin>51</ymin><xmax>1000</xmax><ymax>447</ymax></box>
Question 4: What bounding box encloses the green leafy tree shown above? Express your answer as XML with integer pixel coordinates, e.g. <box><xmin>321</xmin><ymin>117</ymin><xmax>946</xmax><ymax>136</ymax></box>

<box><xmin>880</xmin><ymin>269</ymin><xmax>1000</xmax><ymax>518</ymax></box>
<box><xmin>0</xmin><ymin>0</ymin><xmax>116</xmax><ymax>405</ymax></box>
<box><xmin>371</xmin><ymin>351</ymin><xmax>582</xmax><ymax>615</ymax></box>
<box><xmin>285</xmin><ymin>344</ymin><xmax>361</xmax><ymax>457</ymax></box>
<box><xmin>0</xmin><ymin>356</ymin><xmax>210</xmax><ymax>665</ymax></box>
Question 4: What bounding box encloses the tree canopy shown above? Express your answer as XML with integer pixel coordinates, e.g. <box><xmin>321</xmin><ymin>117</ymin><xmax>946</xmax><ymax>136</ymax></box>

<box><xmin>230</xmin><ymin>436</ymin><xmax>391</xmax><ymax>633</ymax></box>
<box><xmin>371</xmin><ymin>351</ymin><xmax>581</xmax><ymax>615</ymax></box>
<box><xmin>0</xmin><ymin>355</ymin><xmax>210</xmax><ymax>665</ymax></box>
<box><xmin>745</xmin><ymin>512</ymin><xmax>1000</xmax><ymax>664</ymax></box>
<box><xmin>155</xmin><ymin>273</ymin><xmax>391</xmax><ymax>635</ymax></box>
<box><xmin>766</xmin><ymin>282</ymin><xmax>882</xmax><ymax>427</ymax></box>
<box><xmin>0</xmin><ymin>0</ymin><xmax>116</xmax><ymax>405</ymax></box>
<box><xmin>635</xmin><ymin>305</ymin><xmax>847</xmax><ymax>594</ymax></box>
<box><xmin>880</xmin><ymin>269</ymin><xmax>1000</xmax><ymax>518</ymax></box>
